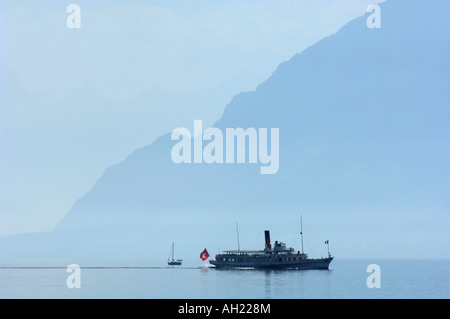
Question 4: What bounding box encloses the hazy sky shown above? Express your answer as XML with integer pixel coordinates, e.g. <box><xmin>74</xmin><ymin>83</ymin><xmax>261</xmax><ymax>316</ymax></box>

<box><xmin>0</xmin><ymin>0</ymin><xmax>385</xmax><ymax>237</ymax></box>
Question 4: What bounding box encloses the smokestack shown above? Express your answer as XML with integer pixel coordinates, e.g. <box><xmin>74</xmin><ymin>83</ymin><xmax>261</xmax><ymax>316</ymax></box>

<box><xmin>264</xmin><ymin>230</ymin><xmax>271</xmax><ymax>250</ymax></box>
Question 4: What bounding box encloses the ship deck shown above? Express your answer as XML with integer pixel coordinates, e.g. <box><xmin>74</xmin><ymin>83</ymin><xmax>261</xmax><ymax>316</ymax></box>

<box><xmin>221</xmin><ymin>249</ymin><xmax>296</xmax><ymax>255</ymax></box>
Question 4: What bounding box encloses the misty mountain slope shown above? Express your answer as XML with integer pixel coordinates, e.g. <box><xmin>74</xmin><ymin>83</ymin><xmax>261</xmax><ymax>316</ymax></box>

<box><xmin>1</xmin><ymin>0</ymin><xmax>448</xmax><ymax>259</ymax></box>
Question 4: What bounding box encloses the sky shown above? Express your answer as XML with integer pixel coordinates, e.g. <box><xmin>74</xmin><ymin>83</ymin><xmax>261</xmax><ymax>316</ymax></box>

<box><xmin>0</xmin><ymin>0</ymin><xmax>385</xmax><ymax>237</ymax></box>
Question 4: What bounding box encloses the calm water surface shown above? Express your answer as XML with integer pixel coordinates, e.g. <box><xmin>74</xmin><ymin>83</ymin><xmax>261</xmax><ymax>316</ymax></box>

<box><xmin>0</xmin><ymin>259</ymin><xmax>448</xmax><ymax>299</ymax></box>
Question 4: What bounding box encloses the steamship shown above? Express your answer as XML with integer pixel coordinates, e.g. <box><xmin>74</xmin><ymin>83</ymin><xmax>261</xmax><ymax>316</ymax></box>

<box><xmin>209</xmin><ymin>230</ymin><xmax>333</xmax><ymax>270</ymax></box>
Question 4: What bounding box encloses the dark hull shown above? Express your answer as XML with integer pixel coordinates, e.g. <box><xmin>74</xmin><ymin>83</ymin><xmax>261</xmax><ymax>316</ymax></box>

<box><xmin>210</xmin><ymin>257</ymin><xmax>333</xmax><ymax>270</ymax></box>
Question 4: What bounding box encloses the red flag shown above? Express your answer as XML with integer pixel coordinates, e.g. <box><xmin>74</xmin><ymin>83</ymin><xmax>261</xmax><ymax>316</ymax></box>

<box><xmin>200</xmin><ymin>248</ymin><xmax>209</xmax><ymax>261</ymax></box>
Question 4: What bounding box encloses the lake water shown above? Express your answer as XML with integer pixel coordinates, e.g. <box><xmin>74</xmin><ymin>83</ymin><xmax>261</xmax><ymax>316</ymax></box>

<box><xmin>0</xmin><ymin>259</ymin><xmax>448</xmax><ymax>299</ymax></box>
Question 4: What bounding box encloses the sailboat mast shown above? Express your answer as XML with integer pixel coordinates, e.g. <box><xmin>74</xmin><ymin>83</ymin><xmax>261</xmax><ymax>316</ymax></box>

<box><xmin>300</xmin><ymin>215</ymin><xmax>304</xmax><ymax>254</ymax></box>
<box><xmin>172</xmin><ymin>242</ymin><xmax>175</xmax><ymax>261</ymax></box>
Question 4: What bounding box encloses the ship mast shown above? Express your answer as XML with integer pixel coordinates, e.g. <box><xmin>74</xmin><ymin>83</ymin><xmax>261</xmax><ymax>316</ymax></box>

<box><xmin>236</xmin><ymin>222</ymin><xmax>241</xmax><ymax>252</ymax></box>
<box><xmin>300</xmin><ymin>215</ymin><xmax>304</xmax><ymax>254</ymax></box>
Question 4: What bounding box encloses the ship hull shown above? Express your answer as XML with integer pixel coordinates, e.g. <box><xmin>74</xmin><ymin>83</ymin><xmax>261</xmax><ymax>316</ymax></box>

<box><xmin>210</xmin><ymin>256</ymin><xmax>333</xmax><ymax>270</ymax></box>
<box><xmin>168</xmin><ymin>261</ymin><xmax>182</xmax><ymax>266</ymax></box>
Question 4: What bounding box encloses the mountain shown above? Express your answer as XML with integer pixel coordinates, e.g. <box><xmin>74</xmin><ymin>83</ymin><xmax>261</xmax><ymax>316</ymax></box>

<box><xmin>1</xmin><ymin>0</ymin><xmax>449</xmax><ymax>260</ymax></box>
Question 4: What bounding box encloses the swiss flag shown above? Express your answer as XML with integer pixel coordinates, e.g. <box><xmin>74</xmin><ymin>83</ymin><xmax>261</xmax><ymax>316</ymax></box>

<box><xmin>200</xmin><ymin>248</ymin><xmax>209</xmax><ymax>261</ymax></box>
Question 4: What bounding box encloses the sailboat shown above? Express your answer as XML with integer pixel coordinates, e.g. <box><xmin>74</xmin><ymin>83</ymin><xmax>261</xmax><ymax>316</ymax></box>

<box><xmin>168</xmin><ymin>242</ymin><xmax>183</xmax><ymax>266</ymax></box>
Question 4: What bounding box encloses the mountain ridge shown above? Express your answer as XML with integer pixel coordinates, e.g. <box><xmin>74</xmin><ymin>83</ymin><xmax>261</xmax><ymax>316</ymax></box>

<box><xmin>1</xmin><ymin>0</ymin><xmax>448</xmax><ymax>259</ymax></box>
